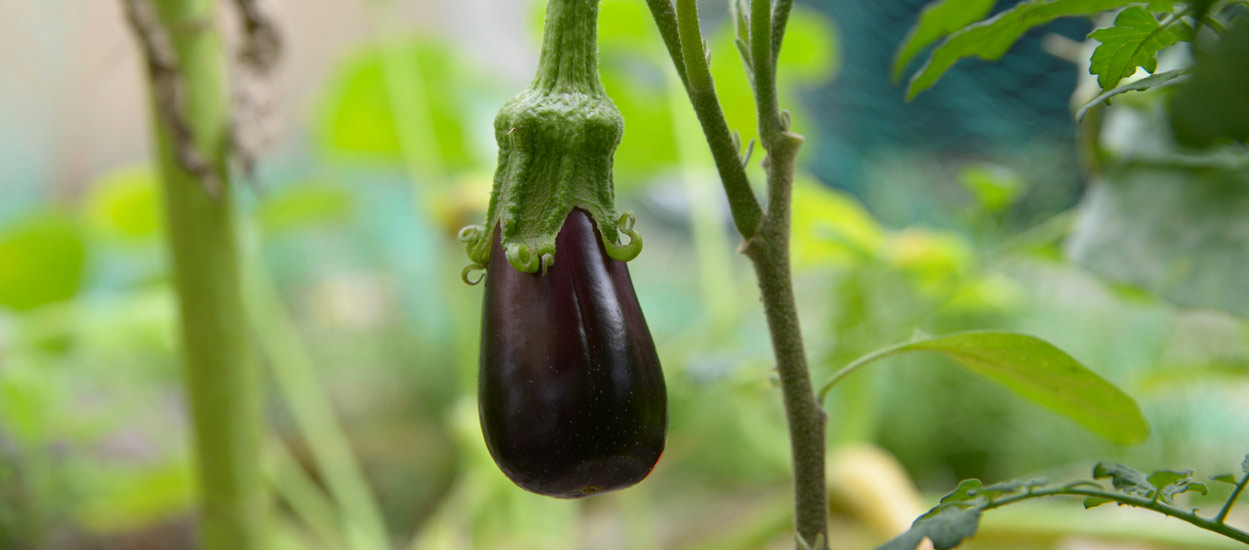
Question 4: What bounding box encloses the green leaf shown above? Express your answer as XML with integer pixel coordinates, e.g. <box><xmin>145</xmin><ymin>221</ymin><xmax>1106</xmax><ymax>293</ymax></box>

<box><xmin>1076</xmin><ymin>68</ymin><xmax>1190</xmax><ymax>121</ymax></box>
<box><xmin>1170</xmin><ymin>19</ymin><xmax>1249</xmax><ymax>147</ymax></box>
<box><xmin>940</xmin><ymin>479</ymin><xmax>984</xmax><ymax>504</ymax></box>
<box><xmin>1083</xmin><ymin>496</ymin><xmax>1112</xmax><ymax>508</ymax></box>
<box><xmin>1148</xmin><ymin>469</ymin><xmax>1208</xmax><ymax>503</ymax></box>
<box><xmin>906</xmin><ymin>0</ymin><xmax>1148</xmax><ymax>99</ymax></box>
<box><xmin>316</xmin><ymin>38</ymin><xmax>481</xmax><ymax>171</ymax></box>
<box><xmin>81</xmin><ymin>165</ymin><xmax>163</xmax><ymax>241</ymax></box>
<box><xmin>893</xmin><ymin>0</ymin><xmax>996</xmax><ymax>82</ymax></box>
<box><xmin>1094</xmin><ymin>462</ymin><xmax>1156</xmax><ymax>498</ymax></box>
<box><xmin>1088</xmin><ymin>6</ymin><xmax>1192</xmax><ymax>90</ymax></box>
<box><xmin>959</xmin><ymin>163</ymin><xmax>1025</xmax><ymax>212</ymax></box>
<box><xmin>878</xmin><ymin>506</ymin><xmax>983</xmax><ymax>550</ymax></box>
<box><xmin>821</xmin><ymin>331</ymin><xmax>1150</xmax><ymax>444</ymax></box>
<box><xmin>1212</xmin><ymin>474</ymin><xmax>1238</xmax><ymax>484</ymax></box>
<box><xmin>256</xmin><ymin>184</ymin><xmax>355</xmax><ymax>234</ymax></box>
<box><xmin>0</xmin><ymin>213</ymin><xmax>87</xmax><ymax>312</ymax></box>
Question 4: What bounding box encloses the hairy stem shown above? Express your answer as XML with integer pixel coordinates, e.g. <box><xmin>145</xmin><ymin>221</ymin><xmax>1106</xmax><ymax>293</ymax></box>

<box><xmin>984</xmin><ymin>485</ymin><xmax>1249</xmax><ymax>544</ymax></box>
<box><xmin>655</xmin><ymin>1</ymin><xmax>828</xmax><ymax>547</ymax></box>
<box><xmin>673</xmin><ymin>0</ymin><xmax>763</xmax><ymax>239</ymax></box>
<box><xmin>127</xmin><ymin>0</ymin><xmax>266</xmax><ymax>547</ymax></box>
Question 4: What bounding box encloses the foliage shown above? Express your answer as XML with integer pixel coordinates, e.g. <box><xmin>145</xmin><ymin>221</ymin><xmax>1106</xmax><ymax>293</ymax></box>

<box><xmin>820</xmin><ymin>331</ymin><xmax>1149</xmax><ymax>444</ymax></box>
<box><xmin>880</xmin><ymin>455</ymin><xmax>1249</xmax><ymax>549</ymax></box>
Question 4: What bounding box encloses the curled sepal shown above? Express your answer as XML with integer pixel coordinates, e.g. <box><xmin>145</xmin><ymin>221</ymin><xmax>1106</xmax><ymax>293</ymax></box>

<box><xmin>505</xmin><ymin>243</ymin><xmax>543</xmax><ymax>273</ymax></box>
<box><xmin>461</xmin><ymin>263</ymin><xmax>487</xmax><ymax>285</ymax></box>
<box><xmin>458</xmin><ymin>224</ymin><xmax>492</xmax><ymax>267</ymax></box>
<box><xmin>601</xmin><ymin>211</ymin><xmax>643</xmax><ymax>262</ymax></box>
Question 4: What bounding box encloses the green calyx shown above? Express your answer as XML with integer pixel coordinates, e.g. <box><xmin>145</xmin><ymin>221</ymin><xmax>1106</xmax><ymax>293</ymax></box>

<box><xmin>458</xmin><ymin>0</ymin><xmax>643</xmax><ymax>281</ymax></box>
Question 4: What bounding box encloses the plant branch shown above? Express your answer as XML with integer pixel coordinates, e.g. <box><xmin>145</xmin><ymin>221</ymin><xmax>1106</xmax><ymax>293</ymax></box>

<box><xmin>1215</xmin><ymin>472</ymin><xmax>1249</xmax><ymax>524</ymax></box>
<box><xmin>670</xmin><ymin>0</ymin><xmax>763</xmax><ymax>239</ymax></box>
<box><xmin>643</xmin><ymin>0</ymin><xmax>689</xmax><ymax>88</ymax></box>
<box><xmin>771</xmin><ymin>0</ymin><xmax>796</xmax><ymax>63</ymax></box>
<box><xmin>651</xmin><ymin>1</ymin><xmax>826</xmax><ymax>547</ymax></box>
<box><xmin>982</xmin><ymin>485</ymin><xmax>1249</xmax><ymax>544</ymax></box>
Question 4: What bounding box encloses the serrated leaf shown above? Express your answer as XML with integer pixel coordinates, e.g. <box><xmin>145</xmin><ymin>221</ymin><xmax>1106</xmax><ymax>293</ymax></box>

<box><xmin>1084</xmin><ymin>496</ymin><xmax>1112</xmax><ymax>508</ymax></box>
<box><xmin>1076</xmin><ymin>68</ymin><xmax>1190</xmax><ymax>121</ymax></box>
<box><xmin>893</xmin><ymin>0</ymin><xmax>996</xmax><ymax>82</ymax></box>
<box><xmin>906</xmin><ymin>0</ymin><xmax>1146</xmax><ymax>99</ymax></box>
<box><xmin>940</xmin><ymin>479</ymin><xmax>984</xmax><ymax>504</ymax></box>
<box><xmin>824</xmin><ymin>331</ymin><xmax>1150</xmax><ymax>444</ymax></box>
<box><xmin>1212</xmin><ymin>474</ymin><xmax>1238</xmax><ymax>484</ymax></box>
<box><xmin>1089</xmin><ymin>6</ymin><xmax>1192</xmax><ymax>90</ymax></box>
<box><xmin>1094</xmin><ymin>462</ymin><xmax>1156</xmax><ymax>498</ymax></box>
<box><xmin>878</xmin><ymin>506</ymin><xmax>983</xmax><ymax>550</ymax></box>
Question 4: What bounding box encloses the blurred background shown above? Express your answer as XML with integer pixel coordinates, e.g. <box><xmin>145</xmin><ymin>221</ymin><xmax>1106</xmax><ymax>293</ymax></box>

<box><xmin>1</xmin><ymin>0</ymin><xmax>1248</xmax><ymax>548</ymax></box>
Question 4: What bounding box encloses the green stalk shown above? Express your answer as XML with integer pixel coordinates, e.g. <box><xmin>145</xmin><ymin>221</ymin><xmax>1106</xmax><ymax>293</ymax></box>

<box><xmin>135</xmin><ymin>0</ymin><xmax>265</xmax><ymax>547</ymax></box>
<box><xmin>659</xmin><ymin>1</ymin><xmax>828</xmax><ymax>547</ymax></box>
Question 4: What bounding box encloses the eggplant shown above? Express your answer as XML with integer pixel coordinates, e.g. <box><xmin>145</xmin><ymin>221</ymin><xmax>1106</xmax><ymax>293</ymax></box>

<box><xmin>478</xmin><ymin>208</ymin><xmax>667</xmax><ymax>498</ymax></box>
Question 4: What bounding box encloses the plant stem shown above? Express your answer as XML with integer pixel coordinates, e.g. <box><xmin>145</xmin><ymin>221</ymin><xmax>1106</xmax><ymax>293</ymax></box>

<box><xmin>673</xmin><ymin>0</ymin><xmax>763</xmax><ymax>239</ymax></box>
<box><xmin>1215</xmin><ymin>472</ymin><xmax>1249</xmax><ymax>524</ymax></box>
<box><xmin>984</xmin><ymin>485</ymin><xmax>1249</xmax><ymax>544</ymax></box>
<box><xmin>132</xmin><ymin>0</ymin><xmax>266</xmax><ymax>547</ymax></box>
<box><xmin>658</xmin><ymin>1</ymin><xmax>828</xmax><ymax>547</ymax></box>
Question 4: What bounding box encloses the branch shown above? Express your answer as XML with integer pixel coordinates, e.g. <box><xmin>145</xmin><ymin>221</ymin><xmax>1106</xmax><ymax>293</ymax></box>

<box><xmin>986</xmin><ymin>485</ymin><xmax>1249</xmax><ymax>544</ymax></box>
<box><xmin>669</xmin><ymin>0</ymin><xmax>764</xmax><ymax>240</ymax></box>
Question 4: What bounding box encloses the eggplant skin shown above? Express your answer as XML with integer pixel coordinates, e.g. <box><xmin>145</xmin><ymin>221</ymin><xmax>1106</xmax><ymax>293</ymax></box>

<box><xmin>478</xmin><ymin>208</ymin><xmax>667</xmax><ymax>499</ymax></box>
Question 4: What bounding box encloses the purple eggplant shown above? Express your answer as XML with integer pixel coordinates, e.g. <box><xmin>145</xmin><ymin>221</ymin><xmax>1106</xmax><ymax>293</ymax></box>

<box><xmin>477</xmin><ymin>208</ymin><xmax>667</xmax><ymax>498</ymax></box>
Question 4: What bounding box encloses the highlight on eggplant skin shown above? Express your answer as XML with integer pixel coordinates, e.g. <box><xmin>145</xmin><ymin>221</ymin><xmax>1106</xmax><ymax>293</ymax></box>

<box><xmin>477</xmin><ymin>208</ymin><xmax>667</xmax><ymax>499</ymax></box>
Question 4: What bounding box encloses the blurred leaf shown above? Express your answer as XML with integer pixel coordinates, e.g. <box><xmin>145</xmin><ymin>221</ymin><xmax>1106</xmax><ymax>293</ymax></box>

<box><xmin>822</xmin><ymin>331</ymin><xmax>1150</xmax><ymax>444</ymax></box>
<box><xmin>777</xmin><ymin>7</ymin><xmax>841</xmax><ymax>86</ymax></box>
<box><xmin>893</xmin><ymin>0</ymin><xmax>996</xmax><ymax>82</ymax></box>
<box><xmin>1148</xmin><ymin>469</ymin><xmax>1207</xmax><ymax>502</ymax></box>
<box><xmin>791</xmin><ymin>177</ymin><xmax>885</xmax><ymax>268</ymax></box>
<box><xmin>0</xmin><ymin>213</ymin><xmax>87</xmax><ymax>312</ymax></box>
<box><xmin>1212</xmin><ymin>473</ymin><xmax>1238</xmax><ymax>484</ymax></box>
<box><xmin>1170</xmin><ymin>19</ymin><xmax>1249</xmax><ymax>147</ymax></box>
<box><xmin>906</xmin><ymin>0</ymin><xmax>1149</xmax><ymax>99</ymax></box>
<box><xmin>959</xmin><ymin>163</ymin><xmax>1025</xmax><ymax>212</ymax></box>
<box><xmin>257</xmin><ymin>184</ymin><xmax>354</xmax><ymax>233</ymax></box>
<box><xmin>1093</xmin><ymin>462</ymin><xmax>1155</xmax><ymax>497</ymax></box>
<box><xmin>81</xmin><ymin>165</ymin><xmax>162</xmax><ymax>241</ymax></box>
<box><xmin>75</xmin><ymin>462</ymin><xmax>192</xmax><ymax>534</ymax></box>
<box><xmin>979</xmin><ymin>478</ymin><xmax>1047</xmax><ymax>499</ymax></box>
<box><xmin>317</xmin><ymin>38</ymin><xmax>480</xmax><ymax>171</ymax></box>
<box><xmin>1076</xmin><ymin>68</ymin><xmax>1190</xmax><ymax>121</ymax></box>
<box><xmin>1089</xmin><ymin>6</ymin><xmax>1192</xmax><ymax>90</ymax></box>
<box><xmin>1243</xmin><ymin>454</ymin><xmax>1248</xmax><ymax>474</ymax></box>
<box><xmin>598</xmin><ymin>0</ymin><xmax>653</xmax><ymax>44</ymax></box>
<box><xmin>1065</xmin><ymin>168</ymin><xmax>1249</xmax><ymax>318</ymax></box>
<box><xmin>877</xmin><ymin>505</ymin><xmax>982</xmax><ymax>550</ymax></box>
<box><xmin>1083</xmin><ymin>496</ymin><xmax>1112</xmax><ymax>508</ymax></box>
<box><xmin>939</xmin><ymin>479</ymin><xmax>983</xmax><ymax>504</ymax></box>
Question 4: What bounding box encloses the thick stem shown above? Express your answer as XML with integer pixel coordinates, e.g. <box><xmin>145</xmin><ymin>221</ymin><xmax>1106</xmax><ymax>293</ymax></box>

<box><xmin>133</xmin><ymin>0</ymin><xmax>266</xmax><ymax>547</ymax></box>
<box><xmin>533</xmin><ymin>0</ymin><xmax>603</xmax><ymax>94</ymax></box>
